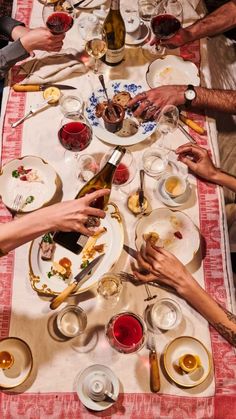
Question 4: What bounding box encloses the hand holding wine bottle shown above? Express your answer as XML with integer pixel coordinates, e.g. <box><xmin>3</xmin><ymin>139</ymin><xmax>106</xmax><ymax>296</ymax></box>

<box><xmin>42</xmin><ymin>0</ymin><xmax>75</xmax><ymax>35</ymax></box>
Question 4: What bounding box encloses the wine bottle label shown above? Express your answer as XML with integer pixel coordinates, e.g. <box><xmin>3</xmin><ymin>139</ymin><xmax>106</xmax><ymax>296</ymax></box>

<box><xmin>110</xmin><ymin>0</ymin><xmax>120</xmax><ymax>10</ymax></box>
<box><xmin>105</xmin><ymin>46</ymin><xmax>125</xmax><ymax>64</ymax></box>
<box><xmin>109</xmin><ymin>149</ymin><xmax>123</xmax><ymax>166</ymax></box>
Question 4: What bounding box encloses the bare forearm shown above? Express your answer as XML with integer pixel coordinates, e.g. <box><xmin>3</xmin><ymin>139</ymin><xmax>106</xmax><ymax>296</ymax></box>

<box><xmin>182</xmin><ymin>279</ymin><xmax>236</xmax><ymax>346</ymax></box>
<box><xmin>186</xmin><ymin>1</ymin><xmax>236</xmax><ymax>41</ymax></box>
<box><xmin>210</xmin><ymin>169</ymin><xmax>236</xmax><ymax>192</ymax></box>
<box><xmin>0</xmin><ymin>208</ymin><xmax>54</xmax><ymax>254</ymax></box>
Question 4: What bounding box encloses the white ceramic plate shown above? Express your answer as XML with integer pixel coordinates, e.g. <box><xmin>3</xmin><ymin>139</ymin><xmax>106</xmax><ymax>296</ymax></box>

<box><xmin>135</xmin><ymin>208</ymin><xmax>200</xmax><ymax>265</ymax></box>
<box><xmin>75</xmin><ymin>364</ymin><xmax>120</xmax><ymax>411</ymax></box>
<box><xmin>0</xmin><ymin>156</ymin><xmax>60</xmax><ymax>213</ymax></box>
<box><xmin>155</xmin><ymin>175</ymin><xmax>191</xmax><ymax>207</ymax></box>
<box><xmin>164</xmin><ymin>336</ymin><xmax>211</xmax><ymax>387</ymax></box>
<box><xmin>29</xmin><ymin>203</ymin><xmax>124</xmax><ymax>296</ymax></box>
<box><xmin>125</xmin><ymin>22</ymin><xmax>150</xmax><ymax>46</ymax></box>
<box><xmin>0</xmin><ymin>337</ymin><xmax>33</xmax><ymax>388</ymax></box>
<box><xmin>146</xmin><ymin>55</ymin><xmax>200</xmax><ymax>88</ymax></box>
<box><xmin>74</xmin><ymin>0</ymin><xmax>106</xmax><ymax>9</ymax></box>
<box><xmin>85</xmin><ymin>80</ymin><xmax>156</xmax><ymax>146</ymax></box>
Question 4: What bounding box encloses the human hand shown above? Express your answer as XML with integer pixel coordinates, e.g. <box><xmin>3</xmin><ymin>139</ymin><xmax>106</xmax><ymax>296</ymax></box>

<box><xmin>150</xmin><ymin>28</ymin><xmax>192</xmax><ymax>49</ymax></box>
<box><xmin>45</xmin><ymin>189</ymin><xmax>110</xmax><ymax>236</ymax></box>
<box><xmin>127</xmin><ymin>86</ymin><xmax>185</xmax><ymax>120</ymax></box>
<box><xmin>20</xmin><ymin>27</ymin><xmax>65</xmax><ymax>53</ymax></box>
<box><xmin>176</xmin><ymin>144</ymin><xmax>219</xmax><ymax>181</ymax></box>
<box><xmin>131</xmin><ymin>240</ymin><xmax>194</xmax><ymax>297</ymax></box>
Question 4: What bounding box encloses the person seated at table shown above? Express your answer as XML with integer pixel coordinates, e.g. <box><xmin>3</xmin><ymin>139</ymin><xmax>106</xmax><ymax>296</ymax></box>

<box><xmin>151</xmin><ymin>0</ymin><xmax>236</xmax><ymax>49</ymax></box>
<box><xmin>127</xmin><ymin>85</ymin><xmax>236</xmax><ymax>120</ymax></box>
<box><xmin>132</xmin><ymin>240</ymin><xmax>236</xmax><ymax>347</ymax></box>
<box><xmin>0</xmin><ymin>16</ymin><xmax>65</xmax><ymax>78</ymax></box>
<box><xmin>0</xmin><ymin>189</ymin><xmax>109</xmax><ymax>257</ymax></box>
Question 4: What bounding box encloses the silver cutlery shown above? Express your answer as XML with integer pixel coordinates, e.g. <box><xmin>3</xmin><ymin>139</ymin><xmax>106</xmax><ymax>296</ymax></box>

<box><xmin>74</xmin><ymin>0</ymin><xmax>94</xmax><ymax>8</ymax></box>
<box><xmin>11</xmin><ymin>97</ymin><xmax>53</xmax><ymax>128</ymax></box>
<box><xmin>147</xmin><ymin>334</ymin><xmax>160</xmax><ymax>393</ymax></box>
<box><xmin>12</xmin><ymin>194</ymin><xmax>23</xmax><ymax>212</ymax></box>
<box><xmin>138</xmin><ymin>169</ymin><xmax>145</xmax><ymax>212</ymax></box>
<box><xmin>178</xmin><ymin>121</ymin><xmax>197</xmax><ymax>144</ymax></box>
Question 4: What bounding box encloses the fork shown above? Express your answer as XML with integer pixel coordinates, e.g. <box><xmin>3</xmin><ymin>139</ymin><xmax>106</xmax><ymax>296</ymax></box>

<box><xmin>119</xmin><ymin>271</ymin><xmax>177</xmax><ymax>295</ymax></box>
<box><xmin>12</xmin><ymin>194</ymin><xmax>23</xmax><ymax>212</ymax></box>
<box><xmin>119</xmin><ymin>272</ymin><xmax>157</xmax><ymax>301</ymax></box>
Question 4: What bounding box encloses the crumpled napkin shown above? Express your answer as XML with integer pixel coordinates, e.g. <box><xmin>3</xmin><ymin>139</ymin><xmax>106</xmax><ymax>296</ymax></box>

<box><xmin>20</xmin><ymin>48</ymin><xmax>86</xmax><ymax>84</ymax></box>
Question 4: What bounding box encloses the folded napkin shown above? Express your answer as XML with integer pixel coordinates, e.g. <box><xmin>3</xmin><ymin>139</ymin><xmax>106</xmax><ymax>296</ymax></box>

<box><xmin>20</xmin><ymin>48</ymin><xmax>86</xmax><ymax>84</ymax></box>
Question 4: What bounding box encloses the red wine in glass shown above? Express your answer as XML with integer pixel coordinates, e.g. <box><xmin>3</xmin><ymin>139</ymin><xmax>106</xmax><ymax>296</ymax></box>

<box><xmin>113</xmin><ymin>163</ymin><xmax>130</xmax><ymax>185</ymax></box>
<box><xmin>46</xmin><ymin>12</ymin><xmax>73</xmax><ymax>34</ymax></box>
<box><xmin>151</xmin><ymin>14</ymin><xmax>181</xmax><ymax>40</ymax></box>
<box><xmin>58</xmin><ymin>121</ymin><xmax>92</xmax><ymax>152</ymax></box>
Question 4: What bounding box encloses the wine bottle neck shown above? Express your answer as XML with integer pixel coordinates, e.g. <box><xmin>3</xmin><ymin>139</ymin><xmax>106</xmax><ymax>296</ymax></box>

<box><xmin>108</xmin><ymin>148</ymin><xmax>124</xmax><ymax>166</ymax></box>
<box><xmin>110</xmin><ymin>0</ymin><xmax>120</xmax><ymax>11</ymax></box>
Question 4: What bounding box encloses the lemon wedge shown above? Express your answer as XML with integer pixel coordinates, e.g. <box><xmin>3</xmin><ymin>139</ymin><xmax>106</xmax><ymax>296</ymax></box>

<box><xmin>43</xmin><ymin>86</ymin><xmax>61</xmax><ymax>104</ymax></box>
<box><xmin>179</xmin><ymin>354</ymin><xmax>200</xmax><ymax>373</ymax></box>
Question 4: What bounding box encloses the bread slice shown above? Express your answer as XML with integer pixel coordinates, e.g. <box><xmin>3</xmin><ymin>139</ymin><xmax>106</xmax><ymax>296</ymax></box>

<box><xmin>112</xmin><ymin>91</ymin><xmax>131</xmax><ymax>108</ymax></box>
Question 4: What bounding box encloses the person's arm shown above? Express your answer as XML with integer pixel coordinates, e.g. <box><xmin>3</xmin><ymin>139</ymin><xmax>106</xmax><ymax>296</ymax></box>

<box><xmin>154</xmin><ymin>0</ymin><xmax>236</xmax><ymax>49</ymax></box>
<box><xmin>0</xmin><ymin>189</ymin><xmax>110</xmax><ymax>255</ymax></box>
<box><xmin>131</xmin><ymin>242</ymin><xmax>236</xmax><ymax>346</ymax></box>
<box><xmin>176</xmin><ymin>143</ymin><xmax>236</xmax><ymax>193</ymax></box>
<box><xmin>127</xmin><ymin>86</ymin><xmax>236</xmax><ymax>118</ymax></box>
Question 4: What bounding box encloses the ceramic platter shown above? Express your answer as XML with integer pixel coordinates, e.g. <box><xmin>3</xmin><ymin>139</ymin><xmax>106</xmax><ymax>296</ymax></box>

<box><xmin>85</xmin><ymin>79</ymin><xmax>156</xmax><ymax>146</ymax></box>
<box><xmin>0</xmin><ymin>337</ymin><xmax>33</xmax><ymax>388</ymax></box>
<box><xmin>29</xmin><ymin>203</ymin><xmax>124</xmax><ymax>296</ymax></box>
<box><xmin>164</xmin><ymin>336</ymin><xmax>211</xmax><ymax>387</ymax></box>
<box><xmin>0</xmin><ymin>156</ymin><xmax>61</xmax><ymax>213</ymax></box>
<box><xmin>146</xmin><ymin>55</ymin><xmax>200</xmax><ymax>89</ymax></box>
<box><xmin>75</xmin><ymin>364</ymin><xmax>120</xmax><ymax>411</ymax></box>
<box><xmin>135</xmin><ymin>208</ymin><xmax>200</xmax><ymax>265</ymax></box>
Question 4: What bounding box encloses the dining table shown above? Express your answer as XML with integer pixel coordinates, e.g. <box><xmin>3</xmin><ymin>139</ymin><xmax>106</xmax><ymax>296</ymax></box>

<box><xmin>0</xmin><ymin>0</ymin><xmax>236</xmax><ymax>418</ymax></box>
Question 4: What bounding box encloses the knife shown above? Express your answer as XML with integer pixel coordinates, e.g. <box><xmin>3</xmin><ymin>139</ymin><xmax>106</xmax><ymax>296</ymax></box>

<box><xmin>138</xmin><ymin>169</ymin><xmax>145</xmax><ymax>211</ymax></box>
<box><xmin>180</xmin><ymin>114</ymin><xmax>205</xmax><ymax>135</ymax></box>
<box><xmin>50</xmin><ymin>253</ymin><xmax>104</xmax><ymax>310</ymax></box>
<box><xmin>12</xmin><ymin>84</ymin><xmax>76</xmax><ymax>92</ymax></box>
<box><xmin>74</xmin><ymin>0</ymin><xmax>94</xmax><ymax>8</ymax></box>
<box><xmin>178</xmin><ymin>122</ymin><xmax>197</xmax><ymax>144</ymax></box>
<box><xmin>11</xmin><ymin>97</ymin><xmax>53</xmax><ymax>128</ymax></box>
<box><xmin>147</xmin><ymin>335</ymin><xmax>160</xmax><ymax>393</ymax></box>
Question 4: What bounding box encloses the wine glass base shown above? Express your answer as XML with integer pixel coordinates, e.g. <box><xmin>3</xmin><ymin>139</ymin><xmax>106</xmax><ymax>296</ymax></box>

<box><xmin>141</xmin><ymin>43</ymin><xmax>166</xmax><ymax>61</ymax></box>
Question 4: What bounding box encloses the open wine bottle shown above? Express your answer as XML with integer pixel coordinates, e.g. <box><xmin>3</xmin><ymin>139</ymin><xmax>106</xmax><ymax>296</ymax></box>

<box><xmin>53</xmin><ymin>146</ymin><xmax>126</xmax><ymax>254</ymax></box>
<box><xmin>102</xmin><ymin>0</ymin><xmax>126</xmax><ymax>66</ymax></box>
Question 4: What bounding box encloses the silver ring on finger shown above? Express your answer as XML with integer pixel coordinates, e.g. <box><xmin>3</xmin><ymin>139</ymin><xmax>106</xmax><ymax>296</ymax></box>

<box><xmin>143</xmin><ymin>99</ymin><xmax>152</xmax><ymax>109</ymax></box>
<box><xmin>85</xmin><ymin>216</ymin><xmax>100</xmax><ymax>228</ymax></box>
<box><xmin>140</xmin><ymin>91</ymin><xmax>147</xmax><ymax>99</ymax></box>
<box><xmin>145</xmin><ymin>105</ymin><xmax>159</xmax><ymax>118</ymax></box>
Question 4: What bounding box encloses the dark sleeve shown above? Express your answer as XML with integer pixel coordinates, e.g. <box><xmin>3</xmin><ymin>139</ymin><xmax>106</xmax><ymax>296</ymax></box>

<box><xmin>0</xmin><ymin>39</ymin><xmax>29</xmax><ymax>78</ymax></box>
<box><xmin>0</xmin><ymin>16</ymin><xmax>25</xmax><ymax>41</ymax></box>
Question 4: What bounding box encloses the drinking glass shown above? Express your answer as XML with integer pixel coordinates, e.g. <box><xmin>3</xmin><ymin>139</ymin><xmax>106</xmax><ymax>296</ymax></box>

<box><xmin>97</xmin><ymin>273</ymin><xmax>123</xmax><ymax>307</ymax></box>
<box><xmin>79</xmin><ymin>17</ymin><xmax>107</xmax><ymax>74</ymax></box>
<box><xmin>142</xmin><ymin>147</ymin><xmax>169</xmax><ymax>178</ymax></box>
<box><xmin>58</xmin><ymin>112</ymin><xmax>93</xmax><ymax>163</ymax></box>
<box><xmin>105</xmin><ymin>312</ymin><xmax>147</xmax><ymax>354</ymax></box>
<box><xmin>76</xmin><ymin>154</ymin><xmax>98</xmax><ymax>182</ymax></box>
<box><xmin>156</xmin><ymin>104</ymin><xmax>179</xmax><ymax>148</ymax></box>
<box><xmin>42</xmin><ymin>0</ymin><xmax>75</xmax><ymax>34</ymax></box>
<box><xmin>56</xmin><ymin>305</ymin><xmax>87</xmax><ymax>338</ymax></box>
<box><xmin>138</xmin><ymin>0</ymin><xmax>157</xmax><ymax>21</ymax></box>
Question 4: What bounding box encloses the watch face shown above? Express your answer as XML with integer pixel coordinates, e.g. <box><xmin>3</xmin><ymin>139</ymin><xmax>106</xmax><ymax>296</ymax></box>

<box><xmin>185</xmin><ymin>89</ymin><xmax>196</xmax><ymax>101</ymax></box>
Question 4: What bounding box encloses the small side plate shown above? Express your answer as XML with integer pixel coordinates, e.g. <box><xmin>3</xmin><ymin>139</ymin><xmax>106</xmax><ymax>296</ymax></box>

<box><xmin>125</xmin><ymin>22</ymin><xmax>150</xmax><ymax>46</ymax></box>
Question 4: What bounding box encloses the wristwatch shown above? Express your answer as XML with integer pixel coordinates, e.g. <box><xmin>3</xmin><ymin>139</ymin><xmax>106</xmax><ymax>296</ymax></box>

<box><xmin>184</xmin><ymin>84</ymin><xmax>196</xmax><ymax>107</ymax></box>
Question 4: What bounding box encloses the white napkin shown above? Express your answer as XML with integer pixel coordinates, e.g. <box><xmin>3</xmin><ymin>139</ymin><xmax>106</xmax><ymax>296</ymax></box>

<box><xmin>20</xmin><ymin>48</ymin><xmax>86</xmax><ymax>84</ymax></box>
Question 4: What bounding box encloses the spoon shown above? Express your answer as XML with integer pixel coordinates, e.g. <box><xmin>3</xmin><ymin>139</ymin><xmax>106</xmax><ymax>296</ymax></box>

<box><xmin>98</xmin><ymin>75</ymin><xmax>117</xmax><ymax>119</ymax></box>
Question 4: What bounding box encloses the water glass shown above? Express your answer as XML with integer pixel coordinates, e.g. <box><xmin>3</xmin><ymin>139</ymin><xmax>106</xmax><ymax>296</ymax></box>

<box><xmin>138</xmin><ymin>0</ymin><xmax>157</xmax><ymax>21</ymax></box>
<box><xmin>56</xmin><ymin>305</ymin><xmax>87</xmax><ymax>338</ymax></box>
<box><xmin>142</xmin><ymin>147</ymin><xmax>169</xmax><ymax>177</ymax></box>
<box><xmin>76</xmin><ymin>154</ymin><xmax>98</xmax><ymax>182</ymax></box>
<box><xmin>97</xmin><ymin>273</ymin><xmax>123</xmax><ymax>302</ymax></box>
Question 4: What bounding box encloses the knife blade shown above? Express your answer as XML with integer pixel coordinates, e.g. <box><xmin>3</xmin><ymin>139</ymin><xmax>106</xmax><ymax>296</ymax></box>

<box><xmin>50</xmin><ymin>253</ymin><xmax>104</xmax><ymax>310</ymax></box>
<box><xmin>11</xmin><ymin>97</ymin><xmax>53</xmax><ymax>128</ymax></box>
<box><xmin>178</xmin><ymin>122</ymin><xmax>197</xmax><ymax>144</ymax></box>
<box><xmin>123</xmin><ymin>244</ymin><xmax>138</xmax><ymax>259</ymax></box>
<box><xmin>74</xmin><ymin>0</ymin><xmax>94</xmax><ymax>7</ymax></box>
<box><xmin>12</xmin><ymin>84</ymin><xmax>76</xmax><ymax>92</ymax></box>
<box><xmin>138</xmin><ymin>169</ymin><xmax>145</xmax><ymax>210</ymax></box>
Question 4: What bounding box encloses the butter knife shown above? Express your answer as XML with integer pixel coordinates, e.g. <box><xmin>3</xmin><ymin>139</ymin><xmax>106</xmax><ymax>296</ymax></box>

<box><xmin>147</xmin><ymin>335</ymin><xmax>160</xmax><ymax>393</ymax></box>
<box><xmin>50</xmin><ymin>253</ymin><xmax>104</xmax><ymax>310</ymax></box>
<box><xmin>178</xmin><ymin>122</ymin><xmax>197</xmax><ymax>144</ymax></box>
<box><xmin>11</xmin><ymin>97</ymin><xmax>52</xmax><ymax>128</ymax></box>
<box><xmin>138</xmin><ymin>169</ymin><xmax>145</xmax><ymax>211</ymax></box>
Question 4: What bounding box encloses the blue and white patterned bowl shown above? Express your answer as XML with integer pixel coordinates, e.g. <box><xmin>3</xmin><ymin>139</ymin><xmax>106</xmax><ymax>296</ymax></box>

<box><xmin>85</xmin><ymin>80</ymin><xmax>156</xmax><ymax>146</ymax></box>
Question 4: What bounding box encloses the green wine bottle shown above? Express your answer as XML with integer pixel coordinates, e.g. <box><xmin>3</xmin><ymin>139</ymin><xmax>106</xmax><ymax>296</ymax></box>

<box><xmin>103</xmin><ymin>0</ymin><xmax>126</xmax><ymax>66</ymax></box>
<box><xmin>53</xmin><ymin>146</ymin><xmax>126</xmax><ymax>253</ymax></box>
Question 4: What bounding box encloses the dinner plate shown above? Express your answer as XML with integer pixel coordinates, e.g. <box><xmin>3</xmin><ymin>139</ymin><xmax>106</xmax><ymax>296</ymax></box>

<box><xmin>135</xmin><ymin>208</ymin><xmax>200</xmax><ymax>265</ymax></box>
<box><xmin>155</xmin><ymin>175</ymin><xmax>191</xmax><ymax>207</ymax></box>
<box><xmin>0</xmin><ymin>156</ymin><xmax>61</xmax><ymax>213</ymax></box>
<box><xmin>29</xmin><ymin>203</ymin><xmax>124</xmax><ymax>296</ymax></box>
<box><xmin>75</xmin><ymin>364</ymin><xmax>120</xmax><ymax>411</ymax></box>
<box><xmin>164</xmin><ymin>336</ymin><xmax>211</xmax><ymax>387</ymax></box>
<box><xmin>125</xmin><ymin>22</ymin><xmax>150</xmax><ymax>46</ymax></box>
<box><xmin>146</xmin><ymin>55</ymin><xmax>200</xmax><ymax>88</ymax></box>
<box><xmin>0</xmin><ymin>337</ymin><xmax>33</xmax><ymax>389</ymax></box>
<box><xmin>85</xmin><ymin>80</ymin><xmax>156</xmax><ymax>146</ymax></box>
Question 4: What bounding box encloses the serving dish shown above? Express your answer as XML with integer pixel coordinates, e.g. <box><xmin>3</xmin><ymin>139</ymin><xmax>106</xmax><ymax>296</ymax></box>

<box><xmin>29</xmin><ymin>203</ymin><xmax>124</xmax><ymax>296</ymax></box>
<box><xmin>135</xmin><ymin>208</ymin><xmax>200</xmax><ymax>265</ymax></box>
<box><xmin>85</xmin><ymin>79</ymin><xmax>156</xmax><ymax>146</ymax></box>
<box><xmin>146</xmin><ymin>55</ymin><xmax>200</xmax><ymax>89</ymax></box>
<box><xmin>0</xmin><ymin>156</ymin><xmax>61</xmax><ymax>213</ymax></box>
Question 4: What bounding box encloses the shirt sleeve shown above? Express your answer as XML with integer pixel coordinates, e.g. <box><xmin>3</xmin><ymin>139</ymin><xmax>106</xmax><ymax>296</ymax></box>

<box><xmin>0</xmin><ymin>16</ymin><xmax>26</xmax><ymax>41</ymax></box>
<box><xmin>0</xmin><ymin>39</ymin><xmax>29</xmax><ymax>78</ymax></box>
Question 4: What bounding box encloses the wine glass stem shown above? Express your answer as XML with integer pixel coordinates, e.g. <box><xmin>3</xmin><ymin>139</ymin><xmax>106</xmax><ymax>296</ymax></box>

<box><xmin>94</xmin><ymin>59</ymin><xmax>99</xmax><ymax>74</ymax></box>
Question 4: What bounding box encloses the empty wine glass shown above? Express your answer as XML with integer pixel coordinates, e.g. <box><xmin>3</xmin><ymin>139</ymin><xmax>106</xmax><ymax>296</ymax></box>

<box><xmin>58</xmin><ymin>112</ymin><xmax>93</xmax><ymax>164</ymax></box>
<box><xmin>78</xmin><ymin>16</ymin><xmax>107</xmax><ymax>74</ymax></box>
<box><xmin>156</xmin><ymin>105</ymin><xmax>179</xmax><ymax>148</ymax></box>
<box><xmin>142</xmin><ymin>0</ymin><xmax>183</xmax><ymax>59</ymax></box>
<box><xmin>42</xmin><ymin>0</ymin><xmax>75</xmax><ymax>34</ymax></box>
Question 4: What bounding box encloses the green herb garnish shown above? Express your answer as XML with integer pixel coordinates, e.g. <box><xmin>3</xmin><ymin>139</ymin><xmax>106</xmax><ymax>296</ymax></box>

<box><xmin>25</xmin><ymin>195</ymin><xmax>34</xmax><ymax>204</ymax></box>
<box><xmin>42</xmin><ymin>233</ymin><xmax>53</xmax><ymax>244</ymax></box>
<box><xmin>12</xmin><ymin>170</ymin><xmax>20</xmax><ymax>178</ymax></box>
<box><xmin>80</xmin><ymin>260</ymin><xmax>89</xmax><ymax>269</ymax></box>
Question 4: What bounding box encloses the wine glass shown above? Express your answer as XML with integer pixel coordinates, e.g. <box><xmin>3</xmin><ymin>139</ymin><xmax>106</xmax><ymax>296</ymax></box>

<box><xmin>79</xmin><ymin>18</ymin><xmax>107</xmax><ymax>74</ymax></box>
<box><xmin>58</xmin><ymin>112</ymin><xmax>93</xmax><ymax>164</ymax></box>
<box><xmin>156</xmin><ymin>105</ymin><xmax>179</xmax><ymax>148</ymax></box>
<box><xmin>42</xmin><ymin>0</ymin><xmax>75</xmax><ymax>34</ymax></box>
<box><xmin>142</xmin><ymin>0</ymin><xmax>183</xmax><ymax>59</ymax></box>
